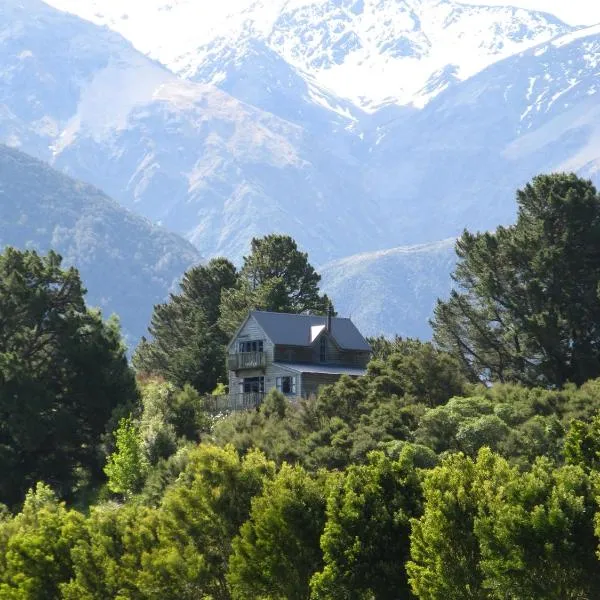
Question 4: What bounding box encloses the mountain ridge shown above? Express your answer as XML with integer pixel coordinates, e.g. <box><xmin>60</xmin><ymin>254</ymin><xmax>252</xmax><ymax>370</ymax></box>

<box><xmin>43</xmin><ymin>0</ymin><xmax>572</xmax><ymax>111</ymax></box>
<box><xmin>1</xmin><ymin>0</ymin><xmax>598</xmax><ymax>338</ymax></box>
<box><xmin>0</xmin><ymin>142</ymin><xmax>200</xmax><ymax>345</ymax></box>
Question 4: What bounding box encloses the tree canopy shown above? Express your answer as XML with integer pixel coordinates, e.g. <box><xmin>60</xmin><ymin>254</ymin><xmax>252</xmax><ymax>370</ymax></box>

<box><xmin>8</xmin><ymin>176</ymin><xmax>600</xmax><ymax>599</ymax></box>
<box><xmin>0</xmin><ymin>248</ymin><xmax>136</xmax><ymax>506</ymax></box>
<box><xmin>133</xmin><ymin>258</ymin><xmax>237</xmax><ymax>393</ymax></box>
<box><xmin>433</xmin><ymin>173</ymin><xmax>600</xmax><ymax>387</ymax></box>
<box><xmin>219</xmin><ymin>234</ymin><xmax>333</xmax><ymax>336</ymax></box>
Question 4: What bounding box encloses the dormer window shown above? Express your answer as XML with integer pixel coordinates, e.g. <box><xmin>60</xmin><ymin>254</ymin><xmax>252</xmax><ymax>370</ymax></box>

<box><xmin>320</xmin><ymin>336</ymin><xmax>327</xmax><ymax>362</ymax></box>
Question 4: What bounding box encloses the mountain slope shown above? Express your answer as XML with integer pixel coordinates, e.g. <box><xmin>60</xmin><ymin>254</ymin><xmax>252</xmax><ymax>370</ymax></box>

<box><xmin>320</xmin><ymin>239</ymin><xmax>457</xmax><ymax>338</ymax></box>
<box><xmin>368</xmin><ymin>24</ymin><xmax>600</xmax><ymax>244</ymax></box>
<box><xmin>43</xmin><ymin>0</ymin><xmax>571</xmax><ymax>110</ymax></box>
<box><xmin>0</xmin><ymin>144</ymin><xmax>200</xmax><ymax>345</ymax></box>
<box><xmin>2</xmin><ymin>0</ymin><xmax>381</xmax><ymax>263</ymax></box>
<box><xmin>5</xmin><ymin>0</ymin><xmax>600</xmax><ymax>340</ymax></box>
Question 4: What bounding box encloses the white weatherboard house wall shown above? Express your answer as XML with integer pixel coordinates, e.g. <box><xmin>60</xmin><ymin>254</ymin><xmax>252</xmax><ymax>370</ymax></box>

<box><xmin>226</xmin><ymin>310</ymin><xmax>372</xmax><ymax>409</ymax></box>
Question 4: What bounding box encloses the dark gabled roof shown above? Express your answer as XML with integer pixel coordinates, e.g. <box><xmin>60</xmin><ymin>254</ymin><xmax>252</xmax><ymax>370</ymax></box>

<box><xmin>250</xmin><ymin>310</ymin><xmax>371</xmax><ymax>351</ymax></box>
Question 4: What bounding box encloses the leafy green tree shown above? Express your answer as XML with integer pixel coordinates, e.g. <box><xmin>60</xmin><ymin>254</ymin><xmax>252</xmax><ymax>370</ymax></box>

<box><xmin>134</xmin><ymin>258</ymin><xmax>237</xmax><ymax>393</ymax></box>
<box><xmin>0</xmin><ymin>483</ymin><xmax>84</xmax><ymax>599</ymax></box>
<box><xmin>311</xmin><ymin>447</ymin><xmax>423</xmax><ymax>600</ymax></box>
<box><xmin>433</xmin><ymin>173</ymin><xmax>600</xmax><ymax>387</ymax></box>
<box><xmin>0</xmin><ymin>248</ymin><xmax>136</xmax><ymax>506</ymax></box>
<box><xmin>475</xmin><ymin>457</ymin><xmax>600</xmax><ymax>599</ymax></box>
<box><xmin>366</xmin><ymin>338</ymin><xmax>472</xmax><ymax>407</ymax></box>
<box><xmin>219</xmin><ymin>235</ymin><xmax>332</xmax><ymax>335</ymax></box>
<box><xmin>407</xmin><ymin>452</ymin><xmax>492</xmax><ymax>600</ymax></box>
<box><xmin>228</xmin><ymin>464</ymin><xmax>329</xmax><ymax>600</ymax></box>
<box><xmin>413</xmin><ymin>388</ymin><xmax>568</xmax><ymax>465</ymax></box>
<box><xmin>563</xmin><ymin>413</ymin><xmax>600</xmax><ymax>471</ymax></box>
<box><xmin>137</xmin><ymin>445</ymin><xmax>275</xmax><ymax>600</ymax></box>
<box><xmin>138</xmin><ymin>378</ymin><xmax>211</xmax><ymax>465</ymax></box>
<box><xmin>62</xmin><ymin>502</ymin><xmax>158</xmax><ymax>600</ymax></box>
<box><xmin>104</xmin><ymin>417</ymin><xmax>148</xmax><ymax>498</ymax></box>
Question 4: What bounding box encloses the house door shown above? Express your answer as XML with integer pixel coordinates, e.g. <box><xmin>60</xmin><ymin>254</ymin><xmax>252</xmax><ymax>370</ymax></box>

<box><xmin>240</xmin><ymin>377</ymin><xmax>265</xmax><ymax>394</ymax></box>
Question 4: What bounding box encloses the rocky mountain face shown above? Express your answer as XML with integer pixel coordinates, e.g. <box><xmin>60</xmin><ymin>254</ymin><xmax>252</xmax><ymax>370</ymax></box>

<box><xmin>368</xmin><ymin>24</ymin><xmax>600</xmax><ymax>244</ymax></box>
<box><xmin>2</xmin><ymin>0</ymin><xmax>381</xmax><ymax>264</ymax></box>
<box><xmin>43</xmin><ymin>0</ymin><xmax>572</xmax><ymax>111</ymax></box>
<box><xmin>1</xmin><ymin>0</ymin><xmax>599</xmax><ymax>337</ymax></box>
<box><xmin>0</xmin><ymin>143</ymin><xmax>199</xmax><ymax>346</ymax></box>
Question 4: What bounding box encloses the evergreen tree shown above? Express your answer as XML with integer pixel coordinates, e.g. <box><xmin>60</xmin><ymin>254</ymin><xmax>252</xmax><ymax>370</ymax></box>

<box><xmin>311</xmin><ymin>448</ymin><xmax>422</xmax><ymax>600</ymax></box>
<box><xmin>408</xmin><ymin>452</ymin><xmax>489</xmax><ymax>600</ymax></box>
<box><xmin>0</xmin><ymin>483</ymin><xmax>84</xmax><ymax>600</ymax></box>
<box><xmin>219</xmin><ymin>234</ymin><xmax>332</xmax><ymax>335</ymax></box>
<box><xmin>133</xmin><ymin>258</ymin><xmax>237</xmax><ymax>393</ymax></box>
<box><xmin>433</xmin><ymin>173</ymin><xmax>600</xmax><ymax>387</ymax></box>
<box><xmin>138</xmin><ymin>445</ymin><xmax>275</xmax><ymax>600</ymax></box>
<box><xmin>104</xmin><ymin>417</ymin><xmax>149</xmax><ymax>498</ymax></box>
<box><xmin>0</xmin><ymin>248</ymin><xmax>136</xmax><ymax>506</ymax></box>
<box><xmin>475</xmin><ymin>457</ymin><xmax>600</xmax><ymax>599</ymax></box>
<box><xmin>228</xmin><ymin>464</ymin><xmax>329</xmax><ymax>600</ymax></box>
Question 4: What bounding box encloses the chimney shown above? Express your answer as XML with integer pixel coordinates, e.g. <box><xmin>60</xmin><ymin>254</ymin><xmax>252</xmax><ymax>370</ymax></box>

<box><xmin>326</xmin><ymin>303</ymin><xmax>333</xmax><ymax>333</ymax></box>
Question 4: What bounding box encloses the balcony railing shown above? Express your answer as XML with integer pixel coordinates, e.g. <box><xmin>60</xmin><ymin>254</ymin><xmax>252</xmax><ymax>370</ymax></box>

<box><xmin>205</xmin><ymin>392</ymin><xmax>265</xmax><ymax>414</ymax></box>
<box><xmin>227</xmin><ymin>351</ymin><xmax>266</xmax><ymax>371</ymax></box>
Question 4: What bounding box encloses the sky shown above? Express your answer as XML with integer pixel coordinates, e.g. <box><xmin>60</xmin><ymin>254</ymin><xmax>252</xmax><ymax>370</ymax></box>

<box><xmin>462</xmin><ymin>1</ymin><xmax>600</xmax><ymax>25</ymax></box>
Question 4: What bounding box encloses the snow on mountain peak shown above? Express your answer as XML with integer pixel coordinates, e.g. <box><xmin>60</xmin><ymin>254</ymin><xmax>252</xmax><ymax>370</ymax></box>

<box><xmin>43</xmin><ymin>0</ymin><xmax>572</xmax><ymax>110</ymax></box>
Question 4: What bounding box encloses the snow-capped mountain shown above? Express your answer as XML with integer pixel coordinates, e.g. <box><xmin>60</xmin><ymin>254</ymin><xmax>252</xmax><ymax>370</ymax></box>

<box><xmin>43</xmin><ymin>0</ymin><xmax>572</xmax><ymax>111</ymax></box>
<box><xmin>366</xmin><ymin>22</ymin><xmax>600</xmax><ymax>245</ymax></box>
<box><xmin>4</xmin><ymin>0</ymin><xmax>600</xmax><ymax>337</ymax></box>
<box><xmin>1</xmin><ymin>0</ymin><xmax>382</xmax><ymax>264</ymax></box>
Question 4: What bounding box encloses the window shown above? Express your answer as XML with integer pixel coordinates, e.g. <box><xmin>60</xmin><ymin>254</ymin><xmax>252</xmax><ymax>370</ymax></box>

<box><xmin>276</xmin><ymin>376</ymin><xmax>296</xmax><ymax>395</ymax></box>
<box><xmin>239</xmin><ymin>340</ymin><xmax>264</xmax><ymax>353</ymax></box>
<box><xmin>320</xmin><ymin>336</ymin><xmax>328</xmax><ymax>362</ymax></box>
<box><xmin>241</xmin><ymin>377</ymin><xmax>264</xmax><ymax>394</ymax></box>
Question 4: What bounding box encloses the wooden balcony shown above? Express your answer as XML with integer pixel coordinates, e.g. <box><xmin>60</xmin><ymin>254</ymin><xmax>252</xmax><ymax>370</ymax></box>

<box><xmin>227</xmin><ymin>351</ymin><xmax>266</xmax><ymax>371</ymax></box>
<box><xmin>205</xmin><ymin>392</ymin><xmax>265</xmax><ymax>414</ymax></box>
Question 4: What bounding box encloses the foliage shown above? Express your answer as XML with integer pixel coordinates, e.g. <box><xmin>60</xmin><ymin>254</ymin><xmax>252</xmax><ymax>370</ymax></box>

<box><xmin>434</xmin><ymin>173</ymin><xmax>600</xmax><ymax>387</ymax></box>
<box><xmin>137</xmin><ymin>445</ymin><xmax>275</xmax><ymax>600</ymax></box>
<box><xmin>104</xmin><ymin>417</ymin><xmax>149</xmax><ymax>498</ymax></box>
<box><xmin>366</xmin><ymin>337</ymin><xmax>472</xmax><ymax>407</ymax></box>
<box><xmin>214</xmin><ymin>341</ymin><xmax>472</xmax><ymax>471</ymax></box>
<box><xmin>61</xmin><ymin>502</ymin><xmax>158</xmax><ymax>600</ymax></box>
<box><xmin>219</xmin><ymin>234</ymin><xmax>332</xmax><ymax>336</ymax></box>
<box><xmin>311</xmin><ymin>447</ymin><xmax>423</xmax><ymax>600</ymax></box>
<box><xmin>407</xmin><ymin>451</ymin><xmax>495</xmax><ymax>600</ymax></box>
<box><xmin>563</xmin><ymin>410</ymin><xmax>600</xmax><ymax>473</ymax></box>
<box><xmin>475</xmin><ymin>457</ymin><xmax>600</xmax><ymax>599</ymax></box>
<box><xmin>133</xmin><ymin>258</ymin><xmax>237</xmax><ymax>393</ymax></box>
<box><xmin>0</xmin><ymin>248</ymin><xmax>137</xmax><ymax>506</ymax></box>
<box><xmin>409</xmin><ymin>448</ymin><xmax>600</xmax><ymax>600</ymax></box>
<box><xmin>0</xmin><ymin>484</ymin><xmax>84</xmax><ymax>600</ymax></box>
<box><xmin>9</xmin><ymin>175</ymin><xmax>600</xmax><ymax>598</ymax></box>
<box><xmin>138</xmin><ymin>378</ymin><xmax>211</xmax><ymax>462</ymax></box>
<box><xmin>228</xmin><ymin>464</ymin><xmax>330</xmax><ymax>600</ymax></box>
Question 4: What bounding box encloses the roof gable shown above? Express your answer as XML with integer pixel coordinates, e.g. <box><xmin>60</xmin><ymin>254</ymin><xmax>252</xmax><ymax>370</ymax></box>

<box><xmin>226</xmin><ymin>313</ymin><xmax>269</xmax><ymax>351</ymax></box>
<box><xmin>249</xmin><ymin>311</ymin><xmax>371</xmax><ymax>351</ymax></box>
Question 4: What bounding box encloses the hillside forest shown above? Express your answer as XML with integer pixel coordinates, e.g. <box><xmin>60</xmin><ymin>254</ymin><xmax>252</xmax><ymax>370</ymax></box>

<box><xmin>3</xmin><ymin>173</ymin><xmax>600</xmax><ymax>598</ymax></box>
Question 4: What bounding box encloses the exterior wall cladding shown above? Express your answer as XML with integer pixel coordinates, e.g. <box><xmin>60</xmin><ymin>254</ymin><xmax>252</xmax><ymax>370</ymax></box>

<box><xmin>228</xmin><ymin>313</ymin><xmax>371</xmax><ymax>402</ymax></box>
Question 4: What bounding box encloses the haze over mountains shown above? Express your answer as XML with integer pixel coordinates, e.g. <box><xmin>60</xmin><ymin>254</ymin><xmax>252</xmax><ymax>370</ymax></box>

<box><xmin>1</xmin><ymin>0</ymin><xmax>599</xmax><ymax>339</ymax></box>
<box><xmin>0</xmin><ymin>144</ymin><xmax>199</xmax><ymax>344</ymax></box>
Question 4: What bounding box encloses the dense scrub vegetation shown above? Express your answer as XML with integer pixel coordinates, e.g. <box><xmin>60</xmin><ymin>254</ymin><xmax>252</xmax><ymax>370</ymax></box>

<box><xmin>4</xmin><ymin>174</ymin><xmax>600</xmax><ymax>598</ymax></box>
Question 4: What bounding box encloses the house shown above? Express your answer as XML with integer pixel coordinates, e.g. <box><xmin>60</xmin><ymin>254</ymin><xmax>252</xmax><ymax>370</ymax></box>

<box><xmin>226</xmin><ymin>309</ymin><xmax>372</xmax><ymax>409</ymax></box>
